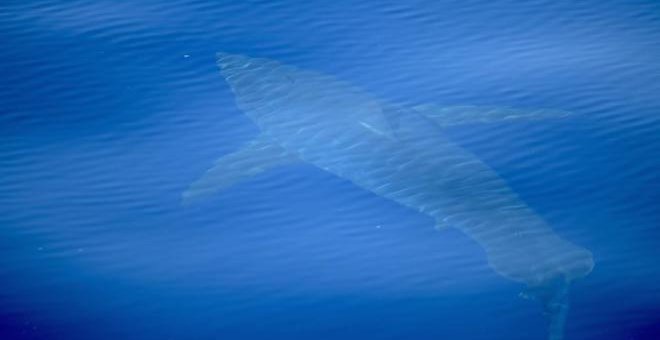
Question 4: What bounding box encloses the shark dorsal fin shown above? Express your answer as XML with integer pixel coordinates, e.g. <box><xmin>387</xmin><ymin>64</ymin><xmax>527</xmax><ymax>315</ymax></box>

<box><xmin>353</xmin><ymin>101</ymin><xmax>398</xmax><ymax>140</ymax></box>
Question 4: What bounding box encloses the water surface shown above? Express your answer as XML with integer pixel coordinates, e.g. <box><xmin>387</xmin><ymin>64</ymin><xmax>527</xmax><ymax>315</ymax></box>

<box><xmin>1</xmin><ymin>1</ymin><xmax>660</xmax><ymax>339</ymax></box>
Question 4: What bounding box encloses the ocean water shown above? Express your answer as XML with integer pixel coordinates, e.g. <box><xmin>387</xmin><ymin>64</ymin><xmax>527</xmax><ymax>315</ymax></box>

<box><xmin>1</xmin><ymin>1</ymin><xmax>660</xmax><ymax>339</ymax></box>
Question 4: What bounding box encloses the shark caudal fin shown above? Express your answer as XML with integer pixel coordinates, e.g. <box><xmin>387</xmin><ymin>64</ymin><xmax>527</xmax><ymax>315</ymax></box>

<box><xmin>411</xmin><ymin>104</ymin><xmax>573</xmax><ymax>128</ymax></box>
<box><xmin>523</xmin><ymin>278</ymin><xmax>571</xmax><ymax>340</ymax></box>
<box><xmin>182</xmin><ymin>134</ymin><xmax>298</xmax><ymax>205</ymax></box>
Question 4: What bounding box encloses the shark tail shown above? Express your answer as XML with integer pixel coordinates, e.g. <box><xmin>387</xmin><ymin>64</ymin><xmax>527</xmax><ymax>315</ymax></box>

<box><xmin>525</xmin><ymin>278</ymin><xmax>571</xmax><ymax>340</ymax></box>
<box><xmin>544</xmin><ymin>283</ymin><xmax>570</xmax><ymax>340</ymax></box>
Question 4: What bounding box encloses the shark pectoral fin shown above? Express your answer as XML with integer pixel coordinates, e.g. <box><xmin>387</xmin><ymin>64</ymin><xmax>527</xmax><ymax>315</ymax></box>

<box><xmin>412</xmin><ymin>104</ymin><xmax>573</xmax><ymax>128</ymax></box>
<box><xmin>182</xmin><ymin>135</ymin><xmax>298</xmax><ymax>205</ymax></box>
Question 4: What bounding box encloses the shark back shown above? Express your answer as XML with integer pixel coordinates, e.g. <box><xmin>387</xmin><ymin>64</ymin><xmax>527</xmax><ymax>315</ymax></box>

<box><xmin>196</xmin><ymin>53</ymin><xmax>595</xmax><ymax>340</ymax></box>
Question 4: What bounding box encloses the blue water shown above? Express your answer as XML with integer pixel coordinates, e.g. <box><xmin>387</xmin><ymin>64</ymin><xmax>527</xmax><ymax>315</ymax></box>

<box><xmin>1</xmin><ymin>1</ymin><xmax>660</xmax><ymax>339</ymax></box>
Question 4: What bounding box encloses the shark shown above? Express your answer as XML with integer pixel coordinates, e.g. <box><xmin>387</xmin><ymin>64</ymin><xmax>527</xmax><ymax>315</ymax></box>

<box><xmin>184</xmin><ymin>52</ymin><xmax>594</xmax><ymax>340</ymax></box>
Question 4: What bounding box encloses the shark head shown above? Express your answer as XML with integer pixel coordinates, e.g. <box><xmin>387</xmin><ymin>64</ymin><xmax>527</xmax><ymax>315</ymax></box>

<box><xmin>216</xmin><ymin>52</ymin><xmax>295</xmax><ymax>123</ymax></box>
<box><xmin>215</xmin><ymin>52</ymin><xmax>397</xmax><ymax>140</ymax></box>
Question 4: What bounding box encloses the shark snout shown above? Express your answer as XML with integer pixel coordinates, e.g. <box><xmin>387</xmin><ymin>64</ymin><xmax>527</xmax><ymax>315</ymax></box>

<box><xmin>216</xmin><ymin>52</ymin><xmax>251</xmax><ymax>71</ymax></box>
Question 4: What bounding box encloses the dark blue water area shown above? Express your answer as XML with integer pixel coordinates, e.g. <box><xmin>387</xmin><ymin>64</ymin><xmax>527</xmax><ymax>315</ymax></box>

<box><xmin>1</xmin><ymin>0</ymin><xmax>660</xmax><ymax>339</ymax></box>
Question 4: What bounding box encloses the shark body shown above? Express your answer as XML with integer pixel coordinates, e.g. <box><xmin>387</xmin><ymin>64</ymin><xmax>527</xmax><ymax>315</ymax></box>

<box><xmin>185</xmin><ymin>53</ymin><xmax>594</xmax><ymax>340</ymax></box>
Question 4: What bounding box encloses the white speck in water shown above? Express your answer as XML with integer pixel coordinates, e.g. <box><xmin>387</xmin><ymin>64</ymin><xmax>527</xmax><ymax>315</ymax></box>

<box><xmin>183</xmin><ymin>54</ymin><xmax>190</xmax><ymax>58</ymax></box>
<box><xmin>375</xmin><ymin>225</ymin><xmax>382</xmax><ymax>229</ymax></box>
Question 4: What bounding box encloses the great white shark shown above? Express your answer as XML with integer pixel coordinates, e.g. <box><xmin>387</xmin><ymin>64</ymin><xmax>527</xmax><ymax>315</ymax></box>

<box><xmin>184</xmin><ymin>52</ymin><xmax>594</xmax><ymax>340</ymax></box>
